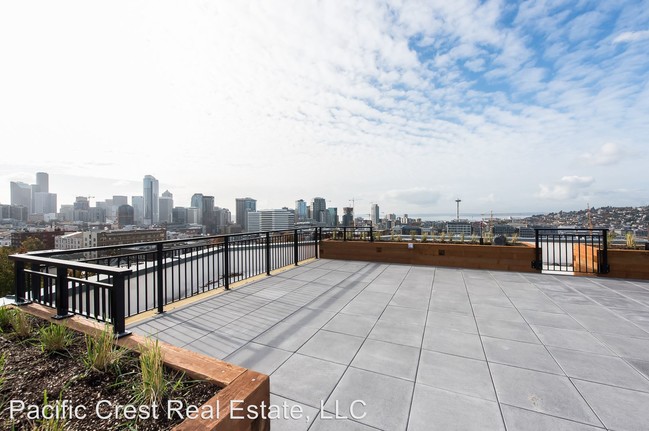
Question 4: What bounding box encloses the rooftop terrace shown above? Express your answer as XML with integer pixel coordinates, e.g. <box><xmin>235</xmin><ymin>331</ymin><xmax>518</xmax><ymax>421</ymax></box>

<box><xmin>129</xmin><ymin>259</ymin><xmax>649</xmax><ymax>431</ymax></box>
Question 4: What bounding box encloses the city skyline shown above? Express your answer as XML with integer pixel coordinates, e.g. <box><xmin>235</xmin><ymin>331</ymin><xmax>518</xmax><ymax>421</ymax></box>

<box><xmin>1</xmin><ymin>2</ymin><xmax>648</xmax><ymax>214</ymax></box>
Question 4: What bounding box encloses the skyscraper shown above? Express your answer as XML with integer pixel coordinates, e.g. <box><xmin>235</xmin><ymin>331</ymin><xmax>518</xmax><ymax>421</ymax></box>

<box><xmin>10</xmin><ymin>181</ymin><xmax>32</xmax><ymax>214</ymax></box>
<box><xmin>36</xmin><ymin>172</ymin><xmax>49</xmax><ymax>193</ymax></box>
<box><xmin>236</xmin><ymin>197</ymin><xmax>256</xmax><ymax>232</ymax></box>
<box><xmin>312</xmin><ymin>197</ymin><xmax>326</xmax><ymax>224</ymax></box>
<box><xmin>159</xmin><ymin>190</ymin><xmax>174</xmax><ymax>224</ymax></box>
<box><xmin>191</xmin><ymin>193</ymin><xmax>204</xmax><ymax>225</ymax></box>
<box><xmin>371</xmin><ymin>203</ymin><xmax>380</xmax><ymax>226</ymax></box>
<box><xmin>131</xmin><ymin>196</ymin><xmax>144</xmax><ymax>225</ymax></box>
<box><xmin>295</xmin><ymin>199</ymin><xmax>308</xmax><ymax>222</ymax></box>
<box><xmin>143</xmin><ymin>175</ymin><xmax>159</xmax><ymax>225</ymax></box>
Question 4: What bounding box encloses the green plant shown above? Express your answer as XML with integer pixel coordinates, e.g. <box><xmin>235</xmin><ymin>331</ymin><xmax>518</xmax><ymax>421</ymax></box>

<box><xmin>9</xmin><ymin>308</ymin><xmax>32</xmax><ymax>338</ymax></box>
<box><xmin>484</xmin><ymin>232</ymin><xmax>494</xmax><ymax>244</ymax></box>
<box><xmin>421</xmin><ymin>232</ymin><xmax>428</xmax><ymax>242</ymax></box>
<box><xmin>390</xmin><ymin>230</ymin><xmax>395</xmax><ymax>241</ymax></box>
<box><xmin>32</xmin><ymin>390</ymin><xmax>66</xmax><ymax>431</ymax></box>
<box><xmin>0</xmin><ymin>306</ymin><xmax>12</xmax><ymax>332</ymax></box>
<box><xmin>510</xmin><ymin>233</ymin><xmax>519</xmax><ymax>245</ymax></box>
<box><xmin>396</xmin><ymin>234</ymin><xmax>402</xmax><ymax>242</ymax></box>
<box><xmin>410</xmin><ymin>232</ymin><xmax>416</xmax><ymax>241</ymax></box>
<box><xmin>135</xmin><ymin>338</ymin><xmax>180</xmax><ymax>406</ymax></box>
<box><xmin>626</xmin><ymin>232</ymin><xmax>636</xmax><ymax>249</ymax></box>
<box><xmin>440</xmin><ymin>232</ymin><xmax>446</xmax><ymax>243</ymax></box>
<box><xmin>460</xmin><ymin>233</ymin><xmax>465</xmax><ymax>243</ymax></box>
<box><xmin>39</xmin><ymin>324</ymin><xmax>73</xmax><ymax>354</ymax></box>
<box><xmin>84</xmin><ymin>325</ymin><xmax>124</xmax><ymax>373</ymax></box>
<box><xmin>471</xmin><ymin>234</ymin><xmax>478</xmax><ymax>244</ymax></box>
<box><xmin>607</xmin><ymin>230</ymin><xmax>617</xmax><ymax>245</ymax></box>
<box><xmin>0</xmin><ymin>353</ymin><xmax>6</xmax><ymax>389</ymax></box>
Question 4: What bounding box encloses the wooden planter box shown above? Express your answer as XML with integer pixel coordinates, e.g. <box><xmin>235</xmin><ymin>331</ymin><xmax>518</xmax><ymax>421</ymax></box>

<box><xmin>603</xmin><ymin>249</ymin><xmax>649</xmax><ymax>280</ymax></box>
<box><xmin>320</xmin><ymin>240</ymin><xmax>536</xmax><ymax>273</ymax></box>
<box><xmin>12</xmin><ymin>303</ymin><xmax>270</xmax><ymax>431</ymax></box>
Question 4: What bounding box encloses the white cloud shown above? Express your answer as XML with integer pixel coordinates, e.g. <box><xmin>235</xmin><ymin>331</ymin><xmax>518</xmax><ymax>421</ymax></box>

<box><xmin>613</xmin><ymin>30</ymin><xmax>649</xmax><ymax>44</ymax></box>
<box><xmin>382</xmin><ymin>188</ymin><xmax>442</xmax><ymax>207</ymax></box>
<box><xmin>538</xmin><ymin>176</ymin><xmax>595</xmax><ymax>200</ymax></box>
<box><xmin>580</xmin><ymin>143</ymin><xmax>624</xmax><ymax>166</ymax></box>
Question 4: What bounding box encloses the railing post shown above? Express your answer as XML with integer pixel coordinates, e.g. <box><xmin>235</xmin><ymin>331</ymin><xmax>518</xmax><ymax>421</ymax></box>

<box><xmin>265</xmin><ymin>232</ymin><xmax>271</xmax><ymax>276</ymax></box>
<box><xmin>30</xmin><ymin>263</ymin><xmax>41</xmax><ymax>302</ymax></box>
<box><xmin>224</xmin><ymin>236</ymin><xmax>230</xmax><ymax>290</ymax></box>
<box><xmin>294</xmin><ymin>229</ymin><xmax>299</xmax><ymax>265</ymax></box>
<box><xmin>14</xmin><ymin>260</ymin><xmax>28</xmax><ymax>304</ymax></box>
<box><xmin>156</xmin><ymin>242</ymin><xmax>164</xmax><ymax>314</ymax></box>
<box><xmin>111</xmin><ymin>272</ymin><xmax>131</xmax><ymax>338</ymax></box>
<box><xmin>532</xmin><ymin>229</ymin><xmax>541</xmax><ymax>270</ymax></box>
<box><xmin>53</xmin><ymin>266</ymin><xmax>72</xmax><ymax>319</ymax></box>
<box><xmin>370</xmin><ymin>226</ymin><xmax>374</xmax><ymax>242</ymax></box>
<box><xmin>315</xmin><ymin>228</ymin><xmax>319</xmax><ymax>259</ymax></box>
<box><xmin>343</xmin><ymin>227</ymin><xmax>347</xmax><ymax>241</ymax></box>
<box><xmin>601</xmin><ymin>229</ymin><xmax>610</xmax><ymax>274</ymax></box>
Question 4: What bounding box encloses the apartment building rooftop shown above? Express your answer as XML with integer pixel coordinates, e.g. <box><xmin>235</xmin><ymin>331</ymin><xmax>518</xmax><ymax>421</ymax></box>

<box><xmin>129</xmin><ymin>259</ymin><xmax>649</xmax><ymax>431</ymax></box>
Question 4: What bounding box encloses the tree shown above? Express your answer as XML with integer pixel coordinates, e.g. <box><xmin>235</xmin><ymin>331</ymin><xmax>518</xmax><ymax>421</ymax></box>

<box><xmin>0</xmin><ymin>247</ymin><xmax>16</xmax><ymax>297</ymax></box>
<box><xmin>19</xmin><ymin>236</ymin><xmax>47</xmax><ymax>253</ymax></box>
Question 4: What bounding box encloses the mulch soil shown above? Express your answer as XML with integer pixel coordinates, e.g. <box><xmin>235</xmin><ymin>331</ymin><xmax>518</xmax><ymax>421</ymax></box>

<box><xmin>0</xmin><ymin>314</ymin><xmax>218</xmax><ymax>430</ymax></box>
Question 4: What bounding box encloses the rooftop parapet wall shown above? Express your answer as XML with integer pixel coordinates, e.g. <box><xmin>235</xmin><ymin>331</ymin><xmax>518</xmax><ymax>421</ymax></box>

<box><xmin>604</xmin><ymin>249</ymin><xmax>649</xmax><ymax>280</ymax></box>
<box><xmin>320</xmin><ymin>241</ymin><xmax>537</xmax><ymax>273</ymax></box>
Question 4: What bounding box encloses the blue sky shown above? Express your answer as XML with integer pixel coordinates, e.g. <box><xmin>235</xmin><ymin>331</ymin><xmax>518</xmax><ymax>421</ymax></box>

<box><xmin>1</xmin><ymin>0</ymin><xmax>648</xmax><ymax>218</ymax></box>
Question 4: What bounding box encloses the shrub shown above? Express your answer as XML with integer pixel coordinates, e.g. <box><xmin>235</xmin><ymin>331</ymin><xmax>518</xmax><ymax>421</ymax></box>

<box><xmin>421</xmin><ymin>232</ymin><xmax>428</xmax><ymax>242</ymax></box>
<box><xmin>84</xmin><ymin>325</ymin><xmax>124</xmax><ymax>373</ymax></box>
<box><xmin>135</xmin><ymin>338</ymin><xmax>180</xmax><ymax>406</ymax></box>
<box><xmin>0</xmin><ymin>306</ymin><xmax>12</xmax><ymax>332</ymax></box>
<box><xmin>0</xmin><ymin>353</ymin><xmax>6</xmax><ymax>389</ymax></box>
<box><xmin>9</xmin><ymin>308</ymin><xmax>32</xmax><ymax>338</ymax></box>
<box><xmin>39</xmin><ymin>323</ymin><xmax>73</xmax><ymax>354</ymax></box>
<box><xmin>626</xmin><ymin>232</ymin><xmax>636</xmax><ymax>249</ymax></box>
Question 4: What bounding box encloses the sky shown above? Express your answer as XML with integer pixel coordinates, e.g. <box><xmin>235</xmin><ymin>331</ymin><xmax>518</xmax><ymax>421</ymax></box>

<box><xmin>1</xmin><ymin>0</ymin><xmax>648</xmax><ymax>219</ymax></box>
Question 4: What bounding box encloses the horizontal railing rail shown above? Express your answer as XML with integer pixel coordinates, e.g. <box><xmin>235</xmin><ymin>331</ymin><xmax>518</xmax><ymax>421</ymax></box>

<box><xmin>9</xmin><ymin>254</ymin><xmax>132</xmax><ymax>337</ymax></box>
<box><xmin>11</xmin><ymin>228</ymin><xmax>320</xmax><ymax>334</ymax></box>
<box><xmin>320</xmin><ymin>226</ymin><xmax>375</xmax><ymax>242</ymax></box>
<box><xmin>532</xmin><ymin>228</ymin><xmax>609</xmax><ymax>274</ymax></box>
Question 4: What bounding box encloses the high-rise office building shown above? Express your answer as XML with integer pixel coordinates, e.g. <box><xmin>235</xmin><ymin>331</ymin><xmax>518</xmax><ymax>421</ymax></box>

<box><xmin>33</xmin><ymin>192</ymin><xmax>57</xmax><ymax>214</ymax></box>
<box><xmin>36</xmin><ymin>172</ymin><xmax>49</xmax><ymax>193</ymax></box>
<box><xmin>342</xmin><ymin>207</ymin><xmax>354</xmax><ymax>227</ymax></box>
<box><xmin>132</xmin><ymin>196</ymin><xmax>144</xmax><ymax>225</ymax></box>
<box><xmin>327</xmin><ymin>207</ymin><xmax>338</xmax><ymax>227</ymax></box>
<box><xmin>247</xmin><ymin>209</ymin><xmax>295</xmax><ymax>232</ymax></box>
<box><xmin>312</xmin><ymin>197</ymin><xmax>326</xmax><ymax>224</ymax></box>
<box><xmin>10</xmin><ymin>181</ymin><xmax>32</xmax><ymax>214</ymax></box>
<box><xmin>191</xmin><ymin>193</ymin><xmax>204</xmax><ymax>225</ymax></box>
<box><xmin>371</xmin><ymin>204</ymin><xmax>380</xmax><ymax>226</ymax></box>
<box><xmin>159</xmin><ymin>190</ymin><xmax>173</xmax><ymax>224</ymax></box>
<box><xmin>143</xmin><ymin>175</ymin><xmax>159</xmax><ymax>225</ymax></box>
<box><xmin>236</xmin><ymin>197</ymin><xmax>256</xmax><ymax>231</ymax></box>
<box><xmin>117</xmin><ymin>204</ymin><xmax>135</xmax><ymax>228</ymax></box>
<box><xmin>202</xmin><ymin>196</ymin><xmax>216</xmax><ymax>233</ymax></box>
<box><xmin>295</xmin><ymin>199</ymin><xmax>308</xmax><ymax>222</ymax></box>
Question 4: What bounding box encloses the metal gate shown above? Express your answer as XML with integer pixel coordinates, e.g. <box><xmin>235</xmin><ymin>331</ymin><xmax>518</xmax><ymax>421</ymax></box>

<box><xmin>532</xmin><ymin>228</ymin><xmax>610</xmax><ymax>274</ymax></box>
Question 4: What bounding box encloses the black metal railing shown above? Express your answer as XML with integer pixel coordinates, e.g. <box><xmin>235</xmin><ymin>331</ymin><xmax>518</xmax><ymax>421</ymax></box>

<box><xmin>532</xmin><ymin>228</ymin><xmax>609</xmax><ymax>274</ymax></box>
<box><xmin>10</xmin><ymin>254</ymin><xmax>132</xmax><ymax>337</ymax></box>
<box><xmin>10</xmin><ymin>228</ymin><xmax>321</xmax><ymax>334</ymax></box>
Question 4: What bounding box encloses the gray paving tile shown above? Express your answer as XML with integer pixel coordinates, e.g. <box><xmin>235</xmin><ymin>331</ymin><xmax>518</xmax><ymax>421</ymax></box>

<box><xmin>490</xmin><ymin>363</ymin><xmax>602</xmax><ymax>426</ymax></box>
<box><xmin>531</xmin><ymin>325</ymin><xmax>612</xmax><ymax>355</ymax></box>
<box><xmin>308</xmin><ymin>416</ymin><xmax>377</xmax><ymax>431</ymax></box>
<box><xmin>283</xmin><ymin>308</ymin><xmax>337</xmax><ymax>328</ymax></box>
<box><xmin>324</xmin><ymin>367</ymin><xmax>414</xmax><ymax>431</ymax></box>
<box><xmin>519</xmin><ymin>309</ymin><xmax>584</xmax><ymax>330</ymax></box>
<box><xmin>549</xmin><ymin>346</ymin><xmax>649</xmax><ymax>391</ymax></box>
<box><xmin>417</xmin><ymin>350</ymin><xmax>496</xmax><ymax>401</ymax></box>
<box><xmin>224</xmin><ymin>342</ymin><xmax>292</xmax><ymax>375</ymax></box>
<box><xmin>298</xmin><ymin>330</ymin><xmax>364</xmax><ymax>365</ymax></box>
<box><xmin>429</xmin><ymin>297</ymin><xmax>473</xmax><ymax>315</ymax></box>
<box><xmin>501</xmin><ymin>404</ymin><xmax>603</xmax><ymax>431</ymax></box>
<box><xmin>378</xmin><ymin>305</ymin><xmax>428</xmax><ymax>327</ymax></box>
<box><xmin>569</xmin><ymin>312</ymin><xmax>649</xmax><ymax>337</ymax></box>
<box><xmin>253</xmin><ymin>321</ymin><xmax>320</xmax><ymax>352</ymax></box>
<box><xmin>351</xmin><ymin>339</ymin><xmax>420</xmax><ymax>381</ymax></box>
<box><xmin>482</xmin><ymin>336</ymin><xmax>564</xmax><ymax>374</ymax></box>
<box><xmin>595</xmin><ymin>333</ymin><xmax>649</xmax><ymax>360</ymax></box>
<box><xmin>573</xmin><ymin>379</ymin><xmax>649</xmax><ymax>431</ymax></box>
<box><xmin>183</xmin><ymin>331</ymin><xmax>248</xmax><ymax>359</ymax></box>
<box><xmin>422</xmin><ymin>326</ymin><xmax>484</xmax><ymax>360</ymax></box>
<box><xmin>269</xmin><ymin>393</ymin><xmax>319</xmax><ymax>431</ymax></box>
<box><xmin>271</xmin><ymin>354</ymin><xmax>347</xmax><ymax>409</ymax></box>
<box><xmin>389</xmin><ymin>292</ymin><xmax>430</xmax><ymax>310</ymax></box>
<box><xmin>368</xmin><ymin>320</ymin><xmax>425</xmax><ymax>348</ymax></box>
<box><xmin>426</xmin><ymin>311</ymin><xmax>478</xmax><ymax>334</ymax></box>
<box><xmin>627</xmin><ymin>358</ymin><xmax>649</xmax><ymax>379</ymax></box>
<box><xmin>477</xmin><ymin>319</ymin><xmax>540</xmax><ymax>343</ymax></box>
<box><xmin>408</xmin><ymin>384</ymin><xmax>504</xmax><ymax>431</ymax></box>
<box><xmin>473</xmin><ymin>304</ymin><xmax>525</xmax><ymax>323</ymax></box>
<box><xmin>340</xmin><ymin>300</ymin><xmax>386</xmax><ymax>319</ymax></box>
<box><xmin>322</xmin><ymin>313</ymin><xmax>377</xmax><ymax>338</ymax></box>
